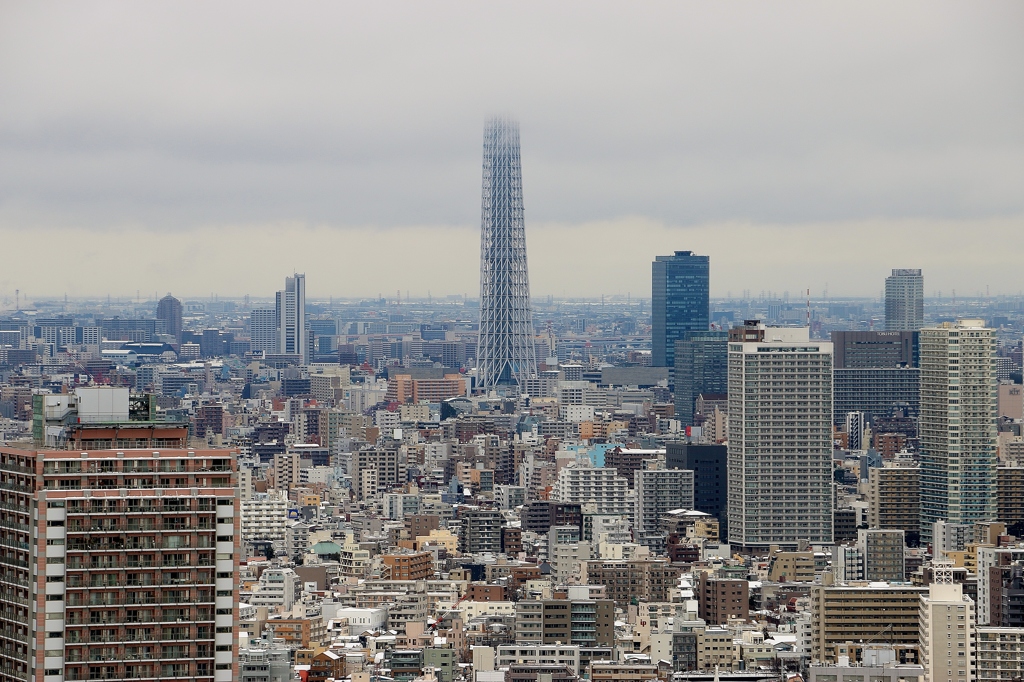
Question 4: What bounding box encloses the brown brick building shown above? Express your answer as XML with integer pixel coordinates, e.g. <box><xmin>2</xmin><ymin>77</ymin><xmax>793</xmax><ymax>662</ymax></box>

<box><xmin>581</xmin><ymin>559</ymin><xmax>682</xmax><ymax>605</ymax></box>
<box><xmin>382</xmin><ymin>551</ymin><xmax>434</xmax><ymax>581</ymax></box>
<box><xmin>696</xmin><ymin>573</ymin><xmax>749</xmax><ymax>625</ymax></box>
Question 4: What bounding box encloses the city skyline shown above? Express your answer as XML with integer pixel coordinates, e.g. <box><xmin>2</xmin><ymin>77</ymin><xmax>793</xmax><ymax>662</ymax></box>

<box><xmin>1</xmin><ymin>3</ymin><xmax>1022</xmax><ymax>299</ymax></box>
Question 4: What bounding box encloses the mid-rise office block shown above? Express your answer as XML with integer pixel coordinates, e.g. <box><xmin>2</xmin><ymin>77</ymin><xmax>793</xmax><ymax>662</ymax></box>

<box><xmin>867</xmin><ymin>460</ymin><xmax>920</xmax><ymax>534</ymax></box>
<box><xmin>727</xmin><ymin>322</ymin><xmax>834</xmax><ymax>549</ymax></box>
<box><xmin>673</xmin><ymin>331</ymin><xmax>728</xmax><ymax>425</ymax></box>
<box><xmin>459</xmin><ymin>508</ymin><xmax>503</xmax><ymax>555</ymax></box>
<box><xmin>919</xmin><ymin>321</ymin><xmax>998</xmax><ymax>544</ymax></box>
<box><xmin>885</xmin><ymin>269</ymin><xmax>924</xmax><ymax>332</ymax></box>
<box><xmin>833</xmin><ymin>331</ymin><xmax>919</xmax><ymax>369</ymax></box>
<box><xmin>0</xmin><ymin>446</ymin><xmax>239</xmax><ymax>682</ymax></box>
<box><xmin>250</xmin><ymin>308</ymin><xmax>278</xmax><ymax>354</ymax></box>
<box><xmin>652</xmin><ymin>251</ymin><xmax>710</xmax><ymax>368</ymax></box>
<box><xmin>859</xmin><ymin>528</ymin><xmax>906</xmax><ymax>582</ymax></box>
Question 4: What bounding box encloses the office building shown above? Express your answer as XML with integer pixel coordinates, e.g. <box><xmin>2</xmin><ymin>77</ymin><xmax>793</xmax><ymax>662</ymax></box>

<box><xmin>674</xmin><ymin>331</ymin><xmax>728</xmax><ymax>425</ymax></box>
<box><xmin>652</xmin><ymin>251</ymin><xmax>710</xmax><ymax>368</ymax></box>
<box><xmin>918</xmin><ymin>567</ymin><xmax>974</xmax><ymax>682</ymax></box>
<box><xmin>867</xmin><ymin>460</ymin><xmax>920</xmax><ymax>535</ymax></box>
<box><xmin>919</xmin><ymin>321</ymin><xmax>998</xmax><ymax>544</ymax></box>
<box><xmin>833</xmin><ymin>367</ymin><xmax>920</xmax><ymax>425</ymax></box>
<box><xmin>885</xmin><ymin>269</ymin><xmax>924</xmax><ymax>332</ymax></box>
<box><xmin>476</xmin><ymin>117</ymin><xmax>537</xmax><ymax>390</ymax></box>
<box><xmin>156</xmin><ymin>293</ymin><xmax>183</xmax><ymax>341</ymax></box>
<box><xmin>859</xmin><ymin>528</ymin><xmax>906</xmax><ymax>582</ymax></box>
<box><xmin>459</xmin><ymin>508</ymin><xmax>504</xmax><ymax>555</ymax></box>
<box><xmin>666</xmin><ymin>443</ymin><xmax>727</xmax><ymax>535</ymax></box>
<box><xmin>726</xmin><ymin>321</ymin><xmax>834</xmax><ymax>549</ymax></box>
<box><xmin>250</xmin><ymin>308</ymin><xmax>278</xmax><ymax>354</ymax></box>
<box><xmin>810</xmin><ymin>578</ymin><xmax>927</xmax><ymax>663</ymax></box>
<box><xmin>276</xmin><ymin>273</ymin><xmax>307</xmax><ymax>363</ymax></box>
<box><xmin>832</xmin><ymin>331</ymin><xmax>919</xmax><ymax>369</ymax></box>
<box><xmin>0</xmin><ymin>446</ymin><xmax>239</xmax><ymax>682</ymax></box>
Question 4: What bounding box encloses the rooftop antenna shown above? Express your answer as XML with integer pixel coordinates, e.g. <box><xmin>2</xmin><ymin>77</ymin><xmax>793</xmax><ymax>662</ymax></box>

<box><xmin>15</xmin><ymin>289</ymin><xmax>19</xmax><ymax>311</ymax></box>
<box><xmin>806</xmin><ymin>289</ymin><xmax>811</xmax><ymax>329</ymax></box>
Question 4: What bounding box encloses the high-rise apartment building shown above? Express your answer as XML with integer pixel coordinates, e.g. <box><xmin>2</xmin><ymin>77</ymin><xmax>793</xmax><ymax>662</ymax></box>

<box><xmin>476</xmin><ymin>118</ymin><xmax>537</xmax><ymax>390</ymax></box>
<box><xmin>276</xmin><ymin>273</ymin><xmax>307</xmax><ymax>363</ymax></box>
<box><xmin>673</xmin><ymin>331</ymin><xmax>728</xmax><ymax>425</ymax></box>
<box><xmin>885</xmin><ymin>269</ymin><xmax>924</xmax><ymax>331</ymax></box>
<box><xmin>0</xmin><ymin>446</ymin><xmax>239</xmax><ymax>682</ymax></box>
<box><xmin>919</xmin><ymin>320</ymin><xmax>998</xmax><ymax>544</ymax></box>
<box><xmin>553</xmin><ymin>465</ymin><xmax>630</xmax><ymax>518</ymax></box>
<box><xmin>156</xmin><ymin>294</ymin><xmax>183</xmax><ymax>342</ymax></box>
<box><xmin>652</xmin><ymin>251</ymin><xmax>710</xmax><ymax>368</ymax></box>
<box><xmin>726</xmin><ymin>321</ymin><xmax>834</xmax><ymax>549</ymax></box>
<box><xmin>918</xmin><ymin>567</ymin><xmax>975</xmax><ymax>682</ymax></box>
<box><xmin>250</xmin><ymin>308</ymin><xmax>278</xmax><ymax>354</ymax></box>
<box><xmin>634</xmin><ymin>465</ymin><xmax>695</xmax><ymax>549</ymax></box>
<box><xmin>867</xmin><ymin>459</ymin><xmax>920</xmax><ymax>535</ymax></box>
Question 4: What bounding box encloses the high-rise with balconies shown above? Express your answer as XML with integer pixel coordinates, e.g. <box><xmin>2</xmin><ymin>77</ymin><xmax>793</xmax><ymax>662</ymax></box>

<box><xmin>726</xmin><ymin>321</ymin><xmax>834</xmax><ymax>549</ymax></box>
<box><xmin>0</xmin><ymin>446</ymin><xmax>238</xmax><ymax>682</ymax></box>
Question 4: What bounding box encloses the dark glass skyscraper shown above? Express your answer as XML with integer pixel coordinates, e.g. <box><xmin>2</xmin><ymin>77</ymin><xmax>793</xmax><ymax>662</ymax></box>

<box><xmin>674</xmin><ymin>330</ymin><xmax>728</xmax><ymax>425</ymax></box>
<box><xmin>156</xmin><ymin>293</ymin><xmax>183</xmax><ymax>342</ymax></box>
<box><xmin>652</xmin><ymin>251</ymin><xmax>710</xmax><ymax>367</ymax></box>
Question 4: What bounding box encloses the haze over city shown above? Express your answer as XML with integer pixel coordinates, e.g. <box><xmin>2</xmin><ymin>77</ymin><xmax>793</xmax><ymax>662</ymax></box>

<box><xmin>1</xmin><ymin>2</ymin><xmax>1022</xmax><ymax>300</ymax></box>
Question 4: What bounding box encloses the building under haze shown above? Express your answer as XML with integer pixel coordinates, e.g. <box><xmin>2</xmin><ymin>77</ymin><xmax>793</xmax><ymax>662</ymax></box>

<box><xmin>250</xmin><ymin>308</ymin><xmax>278</xmax><ymax>355</ymax></box>
<box><xmin>476</xmin><ymin>117</ymin><xmax>537</xmax><ymax>391</ymax></box>
<box><xmin>673</xmin><ymin>330</ymin><xmax>728</xmax><ymax>426</ymax></box>
<box><xmin>919</xmin><ymin>319</ymin><xmax>998</xmax><ymax>544</ymax></box>
<box><xmin>276</xmin><ymin>273</ymin><xmax>307</xmax><ymax>364</ymax></box>
<box><xmin>727</xmin><ymin>321</ymin><xmax>834</xmax><ymax>549</ymax></box>
<box><xmin>652</xmin><ymin>251</ymin><xmax>710</xmax><ymax>368</ymax></box>
<box><xmin>156</xmin><ymin>293</ymin><xmax>183</xmax><ymax>342</ymax></box>
<box><xmin>885</xmin><ymin>268</ymin><xmax>924</xmax><ymax>331</ymax></box>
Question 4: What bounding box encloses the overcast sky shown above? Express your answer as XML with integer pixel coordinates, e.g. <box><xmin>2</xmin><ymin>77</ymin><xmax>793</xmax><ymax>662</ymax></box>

<box><xmin>1</xmin><ymin>2</ymin><xmax>1022</xmax><ymax>302</ymax></box>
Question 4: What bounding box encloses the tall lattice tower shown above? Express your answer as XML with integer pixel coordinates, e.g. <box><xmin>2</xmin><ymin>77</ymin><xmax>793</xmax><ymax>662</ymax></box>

<box><xmin>476</xmin><ymin>117</ymin><xmax>537</xmax><ymax>391</ymax></box>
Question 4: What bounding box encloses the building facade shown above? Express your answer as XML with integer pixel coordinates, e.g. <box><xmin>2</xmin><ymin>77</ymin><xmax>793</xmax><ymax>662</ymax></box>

<box><xmin>726</xmin><ymin>322</ymin><xmax>834</xmax><ymax>549</ymax></box>
<box><xmin>0</xmin><ymin>446</ymin><xmax>239</xmax><ymax>682</ymax></box>
<box><xmin>885</xmin><ymin>269</ymin><xmax>924</xmax><ymax>332</ymax></box>
<box><xmin>652</xmin><ymin>251</ymin><xmax>710</xmax><ymax>368</ymax></box>
<box><xmin>673</xmin><ymin>331</ymin><xmax>728</xmax><ymax>425</ymax></box>
<box><xmin>919</xmin><ymin>321</ymin><xmax>998</xmax><ymax>544</ymax></box>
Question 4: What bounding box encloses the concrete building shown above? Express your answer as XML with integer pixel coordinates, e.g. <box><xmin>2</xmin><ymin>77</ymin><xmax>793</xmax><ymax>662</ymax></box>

<box><xmin>811</xmin><ymin>578</ymin><xmax>927</xmax><ymax>663</ymax></box>
<box><xmin>860</xmin><ymin>528</ymin><xmax>906</xmax><ymax>582</ymax></box>
<box><xmin>353</xmin><ymin>443</ymin><xmax>407</xmax><ymax>500</ymax></box>
<box><xmin>976</xmin><ymin>627</ymin><xmax>1024</xmax><ymax>682</ymax></box>
<box><xmin>885</xmin><ymin>269</ymin><xmax>924</xmax><ymax>332</ymax></box>
<box><xmin>919</xmin><ymin>321</ymin><xmax>998</xmax><ymax>544</ymax></box>
<box><xmin>997</xmin><ymin>467</ymin><xmax>1024</xmax><ymax>528</ymax></box>
<box><xmin>251</xmin><ymin>567</ymin><xmax>301</xmax><ymax>610</ymax></box>
<box><xmin>459</xmin><ymin>508</ymin><xmax>503</xmax><ymax>555</ymax></box>
<box><xmin>918</xmin><ymin>567</ymin><xmax>975</xmax><ymax>682</ymax></box>
<box><xmin>582</xmin><ymin>559</ymin><xmax>682</xmax><ymax>606</ymax></box>
<box><xmin>241</xmin><ymin>490</ymin><xmax>290</xmax><ymax>544</ymax></box>
<box><xmin>697</xmin><ymin>573</ymin><xmax>749</xmax><ymax>625</ymax></box>
<box><xmin>553</xmin><ymin>465</ymin><xmax>630</xmax><ymax>518</ymax></box>
<box><xmin>382</xmin><ymin>552</ymin><xmax>434</xmax><ymax>581</ymax></box>
<box><xmin>0</xmin><ymin>446</ymin><xmax>240</xmax><ymax>682</ymax></box>
<box><xmin>674</xmin><ymin>330</ymin><xmax>728</xmax><ymax>425</ymax></box>
<box><xmin>727</xmin><ymin>321</ymin><xmax>834</xmax><ymax>549</ymax></box>
<box><xmin>514</xmin><ymin>596</ymin><xmax>615</xmax><ymax>647</ymax></box>
<box><xmin>868</xmin><ymin>460</ymin><xmax>920</xmax><ymax>535</ymax></box>
<box><xmin>250</xmin><ymin>308</ymin><xmax>278</xmax><ymax>354</ymax></box>
<box><xmin>276</xmin><ymin>272</ymin><xmax>307</xmax><ymax>363</ymax></box>
<box><xmin>634</xmin><ymin>465</ymin><xmax>695</xmax><ymax>549</ymax></box>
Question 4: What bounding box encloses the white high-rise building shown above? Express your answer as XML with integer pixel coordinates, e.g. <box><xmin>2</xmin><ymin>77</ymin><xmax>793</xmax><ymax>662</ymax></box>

<box><xmin>251</xmin><ymin>308</ymin><xmax>278</xmax><ymax>354</ymax></box>
<box><xmin>919</xmin><ymin>320</ymin><xmax>998</xmax><ymax>545</ymax></box>
<box><xmin>276</xmin><ymin>273</ymin><xmax>307</xmax><ymax>363</ymax></box>
<box><xmin>553</xmin><ymin>464</ymin><xmax>630</xmax><ymax>518</ymax></box>
<box><xmin>634</xmin><ymin>464</ymin><xmax>695</xmax><ymax>547</ymax></box>
<box><xmin>885</xmin><ymin>268</ymin><xmax>924</xmax><ymax>331</ymax></box>
<box><xmin>919</xmin><ymin>564</ymin><xmax>974</xmax><ymax>682</ymax></box>
<box><xmin>727</xmin><ymin>321</ymin><xmax>834</xmax><ymax>549</ymax></box>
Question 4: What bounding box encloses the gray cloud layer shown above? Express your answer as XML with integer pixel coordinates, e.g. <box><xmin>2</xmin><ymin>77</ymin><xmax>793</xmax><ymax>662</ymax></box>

<box><xmin>0</xmin><ymin>2</ymin><xmax>1022</xmax><ymax>297</ymax></box>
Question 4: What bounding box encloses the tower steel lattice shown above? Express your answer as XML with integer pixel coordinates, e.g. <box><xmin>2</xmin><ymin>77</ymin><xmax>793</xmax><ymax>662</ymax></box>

<box><xmin>476</xmin><ymin>117</ymin><xmax>537</xmax><ymax>391</ymax></box>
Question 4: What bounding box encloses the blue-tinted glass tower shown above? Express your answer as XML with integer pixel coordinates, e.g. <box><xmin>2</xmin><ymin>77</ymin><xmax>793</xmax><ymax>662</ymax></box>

<box><xmin>652</xmin><ymin>251</ymin><xmax>710</xmax><ymax>367</ymax></box>
<box><xmin>674</xmin><ymin>330</ymin><xmax>728</xmax><ymax>425</ymax></box>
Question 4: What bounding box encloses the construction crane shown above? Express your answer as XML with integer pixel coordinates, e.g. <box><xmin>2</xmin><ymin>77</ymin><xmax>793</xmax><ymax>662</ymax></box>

<box><xmin>426</xmin><ymin>593</ymin><xmax>469</xmax><ymax>632</ymax></box>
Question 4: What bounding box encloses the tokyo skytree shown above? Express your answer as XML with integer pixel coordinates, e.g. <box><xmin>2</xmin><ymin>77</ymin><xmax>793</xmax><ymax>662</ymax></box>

<box><xmin>476</xmin><ymin>117</ymin><xmax>537</xmax><ymax>391</ymax></box>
